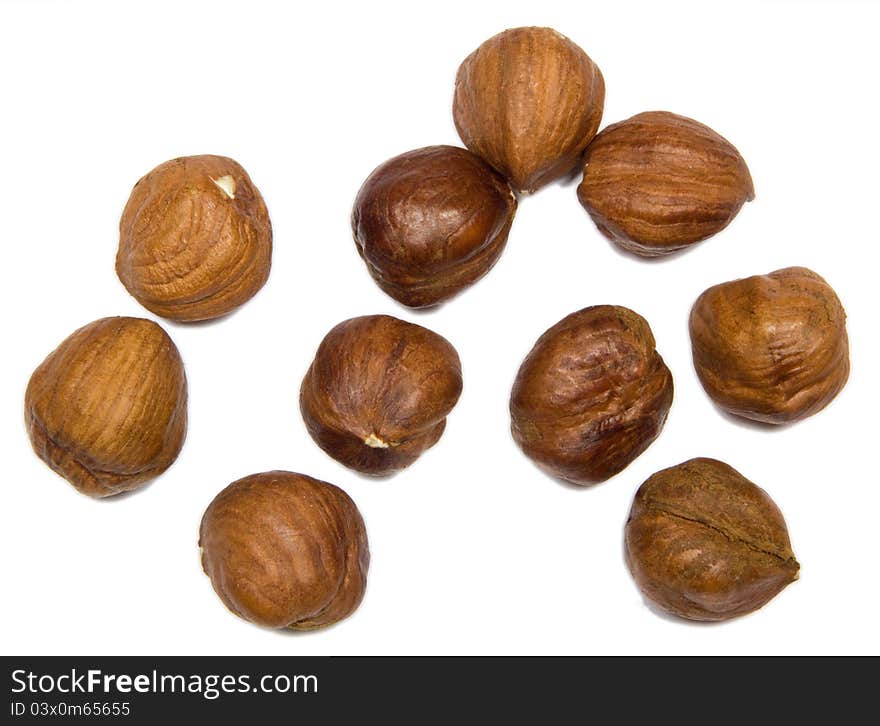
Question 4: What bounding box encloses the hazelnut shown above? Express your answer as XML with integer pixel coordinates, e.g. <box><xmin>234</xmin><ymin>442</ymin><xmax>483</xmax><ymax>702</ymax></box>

<box><xmin>510</xmin><ymin>305</ymin><xmax>673</xmax><ymax>485</ymax></box>
<box><xmin>116</xmin><ymin>155</ymin><xmax>272</xmax><ymax>321</ymax></box>
<box><xmin>453</xmin><ymin>27</ymin><xmax>605</xmax><ymax>193</ymax></box>
<box><xmin>352</xmin><ymin>145</ymin><xmax>517</xmax><ymax>308</ymax></box>
<box><xmin>577</xmin><ymin>111</ymin><xmax>754</xmax><ymax>257</ymax></box>
<box><xmin>199</xmin><ymin>471</ymin><xmax>369</xmax><ymax>631</ymax></box>
<box><xmin>24</xmin><ymin>317</ymin><xmax>187</xmax><ymax>498</ymax></box>
<box><xmin>300</xmin><ymin>315</ymin><xmax>462</xmax><ymax>475</ymax></box>
<box><xmin>625</xmin><ymin>458</ymin><xmax>799</xmax><ymax>621</ymax></box>
<box><xmin>689</xmin><ymin>266</ymin><xmax>849</xmax><ymax>424</ymax></box>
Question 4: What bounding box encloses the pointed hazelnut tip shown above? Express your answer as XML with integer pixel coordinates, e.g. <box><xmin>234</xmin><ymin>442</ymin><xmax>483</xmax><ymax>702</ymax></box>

<box><xmin>363</xmin><ymin>433</ymin><xmax>390</xmax><ymax>449</ymax></box>
<box><xmin>211</xmin><ymin>175</ymin><xmax>236</xmax><ymax>199</ymax></box>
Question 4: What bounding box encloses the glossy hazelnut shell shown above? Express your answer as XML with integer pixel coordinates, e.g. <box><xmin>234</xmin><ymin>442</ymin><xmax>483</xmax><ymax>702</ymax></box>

<box><xmin>577</xmin><ymin>111</ymin><xmax>754</xmax><ymax>257</ymax></box>
<box><xmin>25</xmin><ymin>317</ymin><xmax>187</xmax><ymax>497</ymax></box>
<box><xmin>300</xmin><ymin>315</ymin><xmax>462</xmax><ymax>475</ymax></box>
<box><xmin>199</xmin><ymin>471</ymin><xmax>369</xmax><ymax>631</ymax></box>
<box><xmin>510</xmin><ymin>305</ymin><xmax>673</xmax><ymax>485</ymax></box>
<box><xmin>625</xmin><ymin>458</ymin><xmax>799</xmax><ymax>621</ymax></box>
<box><xmin>454</xmin><ymin>26</ymin><xmax>605</xmax><ymax>193</ymax></box>
<box><xmin>352</xmin><ymin>145</ymin><xmax>517</xmax><ymax>308</ymax></box>
<box><xmin>116</xmin><ymin>155</ymin><xmax>272</xmax><ymax>321</ymax></box>
<box><xmin>689</xmin><ymin>267</ymin><xmax>849</xmax><ymax>424</ymax></box>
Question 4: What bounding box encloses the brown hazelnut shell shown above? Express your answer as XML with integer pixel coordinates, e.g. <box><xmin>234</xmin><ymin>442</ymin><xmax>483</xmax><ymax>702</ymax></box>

<box><xmin>300</xmin><ymin>315</ymin><xmax>462</xmax><ymax>475</ymax></box>
<box><xmin>689</xmin><ymin>266</ymin><xmax>849</xmax><ymax>424</ymax></box>
<box><xmin>625</xmin><ymin>458</ymin><xmax>799</xmax><ymax>622</ymax></box>
<box><xmin>352</xmin><ymin>145</ymin><xmax>517</xmax><ymax>308</ymax></box>
<box><xmin>116</xmin><ymin>155</ymin><xmax>272</xmax><ymax>322</ymax></box>
<box><xmin>510</xmin><ymin>305</ymin><xmax>673</xmax><ymax>485</ymax></box>
<box><xmin>577</xmin><ymin>111</ymin><xmax>754</xmax><ymax>257</ymax></box>
<box><xmin>24</xmin><ymin>316</ymin><xmax>187</xmax><ymax>498</ymax></box>
<box><xmin>454</xmin><ymin>27</ymin><xmax>605</xmax><ymax>193</ymax></box>
<box><xmin>199</xmin><ymin>471</ymin><xmax>369</xmax><ymax>631</ymax></box>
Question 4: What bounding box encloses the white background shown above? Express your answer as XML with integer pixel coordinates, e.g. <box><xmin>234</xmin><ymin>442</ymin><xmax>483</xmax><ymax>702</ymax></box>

<box><xmin>1</xmin><ymin>0</ymin><xmax>877</xmax><ymax>656</ymax></box>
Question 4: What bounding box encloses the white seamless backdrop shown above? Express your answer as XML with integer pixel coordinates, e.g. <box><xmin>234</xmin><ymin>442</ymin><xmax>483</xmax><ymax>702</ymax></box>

<box><xmin>1</xmin><ymin>0</ymin><xmax>877</xmax><ymax>655</ymax></box>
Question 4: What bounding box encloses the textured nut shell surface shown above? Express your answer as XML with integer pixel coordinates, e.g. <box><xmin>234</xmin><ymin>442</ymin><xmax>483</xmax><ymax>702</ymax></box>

<box><xmin>352</xmin><ymin>145</ymin><xmax>517</xmax><ymax>308</ymax></box>
<box><xmin>117</xmin><ymin>155</ymin><xmax>272</xmax><ymax>321</ymax></box>
<box><xmin>199</xmin><ymin>471</ymin><xmax>369</xmax><ymax>631</ymax></box>
<box><xmin>24</xmin><ymin>317</ymin><xmax>187</xmax><ymax>497</ymax></box>
<box><xmin>689</xmin><ymin>267</ymin><xmax>849</xmax><ymax>423</ymax></box>
<box><xmin>510</xmin><ymin>305</ymin><xmax>673</xmax><ymax>485</ymax></box>
<box><xmin>300</xmin><ymin>315</ymin><xmax>462</xmax><ymax>475</ymax></box>
<box><xmin>454</xmin><ymin>27</ymin><xmax>605</xmax><ymax>193</ymax></box>
<box><xmin>625</xmin><ymin>458</ymin><xmax>799</xmax><ymax>621</ymax></box>
<box><xmin>577</xmin><ymin>111</ymin><xmax>754</xmax><ymax>256</ymax></box>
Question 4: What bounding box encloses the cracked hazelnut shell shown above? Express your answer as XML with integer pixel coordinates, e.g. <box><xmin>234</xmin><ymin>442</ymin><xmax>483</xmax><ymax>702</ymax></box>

<box><xmin>352</xmin><ymin>145</ymin><xmax>517</xmax><ymax>308</ymax></box>
<box><xmin>689</xmin><ymin>266</ymin><xmax>849</xmax><ymax>424</ymax></box>
<box><xmin>300</xmin><ymin>315</ymin><xmax>462</xmax><ymax>475</ymax></box>
<box><xmin>577</xmin><ymin>111</ymin><xmax>754</xmax><ymax>257</ymax></box>
<box><xmin>510</xmin><ymin>305</ymin><xmax>673</xmax><ymax>485</ymax></box>
<box><xmin>116</xmin><ymin>154</ymin><xmax>272</xmax><ymax>321</ymax></box>
<box><xmin>25</xmin><ymin>316</ymin><xmax>187</xmax><ymax>498</ymax></box>
<box><xmin>199</xmin><ymin>471</ymin><xmax>369</xmax><ymax>631</ymax></box>
<box><xmin>625</xmin><ymin>458</ymin><xmax>799</xmax><ymax>621</ymax></box>
<box><xmin>454</xmin><ymin>26</ymin><xmax>605</xmax><ymax>193</ymax></box>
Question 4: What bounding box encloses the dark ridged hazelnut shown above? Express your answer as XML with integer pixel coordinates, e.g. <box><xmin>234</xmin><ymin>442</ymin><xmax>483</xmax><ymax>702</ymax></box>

<box><xmin>117</xmin><ymin>154</ymin><xmax>272</xmax><ymax>321</ymax></box>
<box><xmin>25</xmin><ymin>317</ymin><xmax>187</xmax><ymax>497</ymax></box>
<box><xmin>625</xmin><ymin>458</ymin><xmax>799</xmax><ymax>621</ymax></box>
<box><xmin>300</xmin><ymin>315</ymin><xmax>462</xmax><ymax>475</ymax></box>
<box><xmin>577</xmin><ymin>111</ymin><xmax>754</xmax><ymax>257</ymax></box>
<box><xmin>199</xmin><ymin>471</ymin><xmax>369</xmax><ymax>631</ymax></box>
<box><xmin>510</xmin><ymin>305</ymin><xmax>673</xmax><ymax>485</ymax></box>
<box><xmin>454</xmin><ymin>27</ymin><xmax>605</xmax><ymax>193</ymax></box>
<box><xmin>689</xmin><ymin>266</ymin><xmax>849</xmax><ymax>423</ymax></box>
<box><xmin>352</xmin><ymin>145</ymin><xmax>517</xmax><ymax>308</ymax></box>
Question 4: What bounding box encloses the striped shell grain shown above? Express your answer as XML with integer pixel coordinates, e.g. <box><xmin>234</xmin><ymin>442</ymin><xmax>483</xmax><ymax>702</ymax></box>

<box><xmin>510</xmin><ymin>305</ymin><xmax>673</xmax><ymax>485</ymax></box>
<box><xmin>25</xmin><ymin>316</ymin><xmax>187</xmax><ymax>497</ymax></box>
<box><xmin>689</xmin><ymin>267</ymin><xmax>849</xmax><ymax>423</ymax></box>
<box><xmin>578</xmin><ymin>111</ymin><xmax>754</xmax><ymax>257</ymax></box>
<box><xmin>300</xmin><ymin>315</ymin><xmax>463</xmax><ymax>475</ymax></box>
<box><xmin>625</xmin><ymin>458</ymin><xmax>799</xmax><ymax>621</ymax></box>
<box><xmin>116</xmin><ymin>155</ymin><xmax>272</xmax><ymax>322</ymax></box>
<box><xmin>199</xmin><ymin>471</ymin><xmax>369</xmax><ymax>631</ymax></box>
<box><xmin>454</xmin><ymin>27</ymin><xmax>605</xmax><ymax>193</ymax></box>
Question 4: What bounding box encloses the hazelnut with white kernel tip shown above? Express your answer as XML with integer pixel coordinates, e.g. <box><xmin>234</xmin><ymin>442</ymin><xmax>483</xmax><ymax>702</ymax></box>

<box><xmin>300</xmin><ymin>315</ymin><xmax>462</xmax><ymax>475</ymax></box>
<box><xmin>116</xmin><ymin>154</ymin><xmax>272</xmax><ymax>321</ymax></box>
